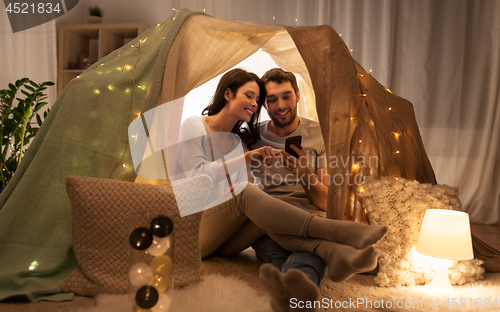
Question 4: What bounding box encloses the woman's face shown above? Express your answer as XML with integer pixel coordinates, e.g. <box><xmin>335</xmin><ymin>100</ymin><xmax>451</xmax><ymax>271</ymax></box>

<box><xmin>226</xmin><ymin>81</ymin><xmax>260</xmax><ymax>123</ymax></box>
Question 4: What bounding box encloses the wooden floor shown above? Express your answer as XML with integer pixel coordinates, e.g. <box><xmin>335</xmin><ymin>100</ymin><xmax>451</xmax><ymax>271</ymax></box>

<box><xmin>470</xmin><ymin>223</ymin><xmax>500</xmax><ymax>250</ymax></box>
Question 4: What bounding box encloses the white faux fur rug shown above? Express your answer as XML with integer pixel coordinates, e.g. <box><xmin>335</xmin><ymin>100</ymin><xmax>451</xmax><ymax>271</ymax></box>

<box><xmin>76</xmin><ymin>273</ymin><xmax>500</xmax><ymax>312</ymax></box>
<box><xmin>75</xmin><ymin>274</ymin><xmax>272</xmax><ymax>312</ymax></box>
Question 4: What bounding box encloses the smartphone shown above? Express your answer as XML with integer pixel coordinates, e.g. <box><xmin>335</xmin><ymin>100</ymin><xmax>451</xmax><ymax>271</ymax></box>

<box><xmin>285</xmin><ymin>135</ymin><xmax>302</xmax><ymax>158</ymax></box>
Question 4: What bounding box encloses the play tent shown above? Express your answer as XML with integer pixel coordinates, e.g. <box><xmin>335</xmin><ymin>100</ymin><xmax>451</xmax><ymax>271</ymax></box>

<box><xmin>0</xmin><ymin>9</ymin><xmax>439</xmax><ymax>301</ymax></box>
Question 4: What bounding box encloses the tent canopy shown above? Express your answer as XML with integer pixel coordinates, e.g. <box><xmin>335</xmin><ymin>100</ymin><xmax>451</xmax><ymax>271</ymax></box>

<box><xmin>0</xmin><ymin>9</ymin><xmax>435</xmax><ymax>301</ymax></box>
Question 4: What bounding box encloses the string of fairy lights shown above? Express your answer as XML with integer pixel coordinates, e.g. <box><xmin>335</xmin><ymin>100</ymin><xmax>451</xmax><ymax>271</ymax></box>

<box><xmin>66</xmin><ymin>9</ymin><xmax>181</xmax><ymax>179</ymax></box>
<box><xmin>69</xmin><ymin>8</ymin><xmax>403</xmax><ymax>195</ymax></box>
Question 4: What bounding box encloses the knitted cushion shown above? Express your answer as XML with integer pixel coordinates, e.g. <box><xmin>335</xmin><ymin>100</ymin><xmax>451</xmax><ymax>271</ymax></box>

<box><xmin>362</xmin><ymin>177</ymin><xmax>484</xmax><ymax>287</ymax></box>
<box><xmin>61</xmin><ymin>174</ymin><xmax>211</xmax><ymax>296</ymax></box>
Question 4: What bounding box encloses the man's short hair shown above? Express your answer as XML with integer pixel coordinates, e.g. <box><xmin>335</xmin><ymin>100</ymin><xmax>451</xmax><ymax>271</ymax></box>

<box><xmin>261</xmin><ymin>68</ymin><xmax>299</xmax><ymax>94</ymax></box>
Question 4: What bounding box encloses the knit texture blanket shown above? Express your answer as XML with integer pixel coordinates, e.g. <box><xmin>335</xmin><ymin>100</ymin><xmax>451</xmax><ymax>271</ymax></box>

<box><xmin>0</xmin><ymin>9</ymin><xmax>196</xmax><ymax>302</ymax></box>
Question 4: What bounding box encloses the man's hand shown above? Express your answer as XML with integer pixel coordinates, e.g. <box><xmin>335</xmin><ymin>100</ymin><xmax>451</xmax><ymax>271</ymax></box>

<box><xmin>281</xmin><ymin>145</ymin><xmax>311</xmax><ymax>177</ymax></box>
<box><xmin>282</xmin><ymin>145</ymin><xmax>328</xmax><ymax>211</ymax></box>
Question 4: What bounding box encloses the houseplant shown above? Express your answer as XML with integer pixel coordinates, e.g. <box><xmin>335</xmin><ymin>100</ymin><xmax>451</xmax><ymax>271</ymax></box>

<box><xmin>87</xmin><ymin>5</ymin><xmax>103</xmax><ymax>23</ymax></box>
<box><xmin>0</xmin><ymin>78</ymin><xmax>53</xmax><ymax>191</ymax></box>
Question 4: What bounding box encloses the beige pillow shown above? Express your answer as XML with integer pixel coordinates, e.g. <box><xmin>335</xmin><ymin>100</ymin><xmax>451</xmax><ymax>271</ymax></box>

<box><xmin>362</xmin><ymin>177</ymin><xmax>484</xmax><ymax>287</ymax></box>
<box><xmin>61</xmin><ymin>174</ymin><xmax>211</xmax><ymax>296</ymax></box>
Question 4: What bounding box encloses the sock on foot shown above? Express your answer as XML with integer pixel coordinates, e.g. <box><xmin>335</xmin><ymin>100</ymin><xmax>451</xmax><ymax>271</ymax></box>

<box><xmin>307</xmin><ymin>217</ymin><xmax>388</xmax><ymax>249</ymax></box>
<box><xmin>315</xmin><ymin>241</ymin><xmax>379</xmax><ymax>282</ymax></box>
<box><xmin>259</xmin><ymin>264</ymin><xmax>288</xmax><ymax>312</ymax></box>
<box><xmin>283</xmin><ymin>269</ymin><xmax>320</xmax><ymax>312</ymax></box>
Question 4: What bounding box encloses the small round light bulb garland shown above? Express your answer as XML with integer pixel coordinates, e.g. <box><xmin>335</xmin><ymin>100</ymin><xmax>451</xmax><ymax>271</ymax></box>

<box><xmin>129</xmin><ymin>215</ymin><xmax>174</xmax><ymax>311</ymax></box>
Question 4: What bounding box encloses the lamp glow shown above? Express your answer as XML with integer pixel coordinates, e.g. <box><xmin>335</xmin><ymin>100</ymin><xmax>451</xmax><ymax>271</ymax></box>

<box><xmin>416</xmin><ymin>209</ymin><xmax>473</xmax><ymax>289</ymax></box>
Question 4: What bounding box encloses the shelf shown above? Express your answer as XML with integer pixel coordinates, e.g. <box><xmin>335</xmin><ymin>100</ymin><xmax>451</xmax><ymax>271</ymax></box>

<box><xmin>57</xmin><ymin>23</ymin><xmax>149</xmax><ymax>95</ymax></box>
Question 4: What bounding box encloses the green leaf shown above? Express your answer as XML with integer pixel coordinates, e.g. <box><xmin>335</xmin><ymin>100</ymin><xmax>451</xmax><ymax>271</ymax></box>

<box><xmin>9</xmin><ymin>83</ymin><xmax>16</xmax><ymax>92</ymax></box>
<box><xmin>12</xmin><ymin>108</ymin><xmax>23</xmax><ymax>119</ymax></box>
<box><xmin>36</xmin><ymin>114</ymin><xmax>42</xmax><ymax>126</ymax></box>
<box><xmin>29</xmin><ymin>81</ymin><xmax>40</xmax><ymax>88</ymax></box>
<box><xmin>25</xmin><ymin>85</ymin><xmax>35</xmax><ymax>93</ymax></box>
<box><xmin>21</xmin><ymin>78</ymin><xmax>30</xmax><ymax>84</ymax></box>
<box><xmin>21</xmin><ymin>90</ymin><xmax>31</xmax><ymax>97</ymax></box>
<box><xmin>15</xmin><ymin>79</ymin><xmax>23</xmax><ymax>88</ymax></box>
<box><xmin>34</xmin><ymin>102</ymin><xmax>47</xmax><ymax>113</ymax></box>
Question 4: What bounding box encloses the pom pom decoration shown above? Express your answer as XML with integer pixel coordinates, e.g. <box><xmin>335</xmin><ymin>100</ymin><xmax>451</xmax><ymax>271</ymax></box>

<box><xmin>147</xmin><ymin>236</ymin><xmax>170</xmax><ymax>256</ymax></box>
<box><xmin>150</xmin><ymin>215</ymin><xmax>173</xmax><ymax>237</ymax></box>
<box><xmin>148</xmin><ymin>274</ymin><xmax>169</xmax><ymax>293</ymax></box>
<box><xmin>153</xmin><ymin>293</ymin><xmax>171</xmax><ymax>312</ymax></box>
<box><xmin>129</xmin><ymin>227</ymin><xmax>153</xmax><ymax>250</ymax></box>
<box><xmin>129</xmin><ymin>215</ymin><xmax>173</xmax><ymax>311</ymax></box>
<box><xmin>129</xmin><ymin>263</ymin><xmax>153</xmax><ymax>287</ymax></box>
<box><xmin>135</xmin><ymin>285</ymin><xmax>159</xmax><ymax>309</ymax></box>
<box><xmin>150</xmin><ymin>255</ymin><xmax>173</xmax><ymax>278</ymax></box>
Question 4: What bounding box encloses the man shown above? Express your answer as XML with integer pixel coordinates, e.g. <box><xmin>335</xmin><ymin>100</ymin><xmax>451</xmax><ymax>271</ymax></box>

<box><xmin>250</xmin><ymin>68</ymin><xmax>329</xmax><ymax>311</ymax></box>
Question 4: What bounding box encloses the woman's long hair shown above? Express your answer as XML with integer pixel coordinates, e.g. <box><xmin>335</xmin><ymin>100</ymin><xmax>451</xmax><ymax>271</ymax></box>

<box><xmin>202</xmin><ymin>68</ymin><xmax>266</xmax><ymax>148</ymax></box>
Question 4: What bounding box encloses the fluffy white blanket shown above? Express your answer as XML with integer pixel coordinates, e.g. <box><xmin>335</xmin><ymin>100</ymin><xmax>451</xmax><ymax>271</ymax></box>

<box><xmin>76</xmin><ymin>274</ymin><xmax>272</xmax><ymax>312</ymax></box>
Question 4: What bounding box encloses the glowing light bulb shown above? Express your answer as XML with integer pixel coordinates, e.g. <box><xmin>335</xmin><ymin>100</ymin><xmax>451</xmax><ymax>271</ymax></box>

<box><xmin>353</xmin><ymin>164</ymin><xmax>359</xmax><ymax>169</ymax></box>
<box><xmin>359</xmin><ymin>186</ymin><xmax>365</xmax><ymax>193</ymax></box>
<box><xmin>389</xmin><ymin>107</ymin><xmax>392</xmax><ymax>110</ymax></box>
<box><xmin>295</xmin><ymin>19</ymin><xmax>297</xmax><ymax>26</ymax></box>
<box><xmin>94</xmin><ymin>89</ymin><xmax>100</xmax><ymax>95</ymax></box>
<box><xmin>395</xmin><ymin>151</ymin><xmax>400</xmax><ymax>154</ymax></box>
<box><xmin>98</xmin><ymin>63</ymin><xmax>104</xmax><ymax>67</ymax></box>
<box><xmin>29</xmin><ymin>261</ymin><xmax>39</xmax><ymax>271</ymax></box>
<box><xmin>140</xmin><ymin>37</ymin><xmax>148</xmax><ymax>44</ymax></box>
<box><xmin>122</xmin><ymin>163</ymin><xmax>126</xmax><ymax>168</ymax></box>
<box><xmin>157</xmin><ymin>23</ymin><xmax>161</xmax><ymax>27</ymax></box>
<box><xmin>359</xmin><ymin>140</ymin><xmax>362</xmax><ymax>143</ymax></box>
<box><xmin>108</xmin><ymin>85</ymin><xmax>114</xmax><ymax>91</ymax></box>
<box><xmin>369</xmin><ymin>69</ymin><xmax>373</xmax><ymax>75</ymax></box>
<box><xmin>392</xmin><ymin>132</ymin><xmax>400</xmax><ymax>139</ymax></box>
<box><xmin>339</xmin><ymin>34</ymin><xmax>342</xmax><ymax>37</ymax></box>
<box><xmin>350</xmin><ymin>49</ymin><xmax>353</xmax><ymax>53</ymax></box>
<box><xmin>76</xmin><ymin>75</ymin><xmax>80</xmax><ymax>79</ymax></box>
<box><xmin>386</xmin><ymin>88</ymin><xmax>393</xmax><ymax>93</ymax></box>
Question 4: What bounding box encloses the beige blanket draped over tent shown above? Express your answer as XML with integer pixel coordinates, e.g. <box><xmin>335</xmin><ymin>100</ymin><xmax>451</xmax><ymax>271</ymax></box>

<box><xmin>0</xmin><ymin>9</ymin><xmax>498</xmax><ymax>302</ymax></box>
<box><xmin>147</xmin><ymin>12</ymin><xmax>437</xmax><ymax>221</ymax></box>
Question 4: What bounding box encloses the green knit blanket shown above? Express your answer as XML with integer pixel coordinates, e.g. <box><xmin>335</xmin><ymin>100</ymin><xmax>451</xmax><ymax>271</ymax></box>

<box><xmin>0</xmin><ymin>9</ymin><xmax>196</xmax><ymax>302</ymax></box>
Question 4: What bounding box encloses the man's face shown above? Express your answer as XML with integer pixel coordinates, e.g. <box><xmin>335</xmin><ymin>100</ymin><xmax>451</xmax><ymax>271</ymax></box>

<box><xmin>264</xmin><ymin>81</ymin><xmax>300</xmax><ymax>128</ymax></box>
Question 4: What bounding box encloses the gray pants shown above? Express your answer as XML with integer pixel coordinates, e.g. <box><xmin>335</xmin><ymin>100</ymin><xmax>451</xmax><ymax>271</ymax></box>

<box><xmin>199</xmin><ymin>183</ymin><xmax>322</xmax><ymax>258</ymax></box>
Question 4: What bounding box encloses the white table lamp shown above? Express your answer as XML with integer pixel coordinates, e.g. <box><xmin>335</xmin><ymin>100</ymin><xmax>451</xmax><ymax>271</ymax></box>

<box><xmin>416</xmin><ymin>209</ymin><xmax>474</xmax><ymax>289</ymax></box>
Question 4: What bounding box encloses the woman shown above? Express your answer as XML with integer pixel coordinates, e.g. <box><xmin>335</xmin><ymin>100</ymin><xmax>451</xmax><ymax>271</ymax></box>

<box><xmin>176</xmin><ymin>69</ymin><xmax>387</xmax><ymax>283</ymax></box>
